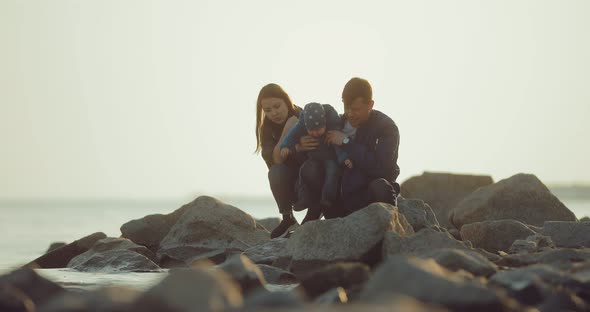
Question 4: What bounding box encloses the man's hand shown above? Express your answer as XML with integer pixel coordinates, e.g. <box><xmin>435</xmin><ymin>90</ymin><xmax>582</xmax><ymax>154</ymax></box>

<box><xmin>326</xmin><ymin>130</ymin><xmax>348</xmax><ymax>146</ymax></box>
<box><xmin>296</xmin><ymin>135</ymin><xmax>319</xmax><ymax>152</ymax></box>
<box><xmin>344</xmin><ymin>159</ymin><xmax>353</xmax><ymax>169</ymax></box>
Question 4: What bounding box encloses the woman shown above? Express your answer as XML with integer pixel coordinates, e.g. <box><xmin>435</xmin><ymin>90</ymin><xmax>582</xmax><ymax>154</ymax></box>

<box><xmin>255</xmin><ymin>83</ymin><xmax>317</xmax><ymax>238</ymax></box>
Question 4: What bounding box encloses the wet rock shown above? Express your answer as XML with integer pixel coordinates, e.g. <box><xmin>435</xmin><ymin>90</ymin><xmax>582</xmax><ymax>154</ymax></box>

<box><xmin>218</xmin><ymin>255</ymin><xmax>266</xmax><ymax>294</ymax></box>
<box><xmin>45</xmin><ymin>243</ymin><xmax>66</xmax><ymax>254</ymax></box>
<box><xmin>67</xmin><ymin>250</ymin><xmax>161</xmax><ymax>273</ymax></box>
<box><xmin>0</xmin><ymin>284</ymin><xmax>35</xmax><ymax>312</ymax></box>
<box><xmin>299</xmin><ymin>262</ymin><xmax>371</xmax><ymax>298</ymax></box>
<box><xmin>0</xmin><ymin>268</ymin><xmax>63</xmax><ymax>308</ymax></box>
<box><xmin>460</xmin><ymin>220</ymin><xmax>536</xmax><ymax>253</ymax></box>
<box><xmin>38</xmin><ymin>286</ymin><xmax>139</xmax><ymax>312</ymax></box>
<box><xmin>26</xmin><ymin>232</ymin><xmax>106</xmax><ymax>269</ymax></box>
<box><xmin>242</xmin><ymin>238</ymin><xmax>288</xmax><ymax>265</ymax></box>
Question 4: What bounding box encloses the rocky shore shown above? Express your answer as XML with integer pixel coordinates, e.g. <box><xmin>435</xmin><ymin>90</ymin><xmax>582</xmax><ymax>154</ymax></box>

<box><xmin>2</xmin><ymin>172</ymin><xmax>590</xmax><ymax>311</ymax></box>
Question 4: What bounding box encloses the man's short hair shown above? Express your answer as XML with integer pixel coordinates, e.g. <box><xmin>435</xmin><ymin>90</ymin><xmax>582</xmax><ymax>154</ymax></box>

<box><xmin>342</xmin><ymin>77</ymin><xmax>372</xmax><ymax>106</ymax></box>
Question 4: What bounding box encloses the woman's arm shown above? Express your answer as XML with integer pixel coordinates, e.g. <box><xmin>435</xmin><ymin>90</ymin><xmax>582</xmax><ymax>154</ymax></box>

<box><xmin>272</xmin><ymin>116</ymin><xmax>299</xmax><ymax>164</ymax></box>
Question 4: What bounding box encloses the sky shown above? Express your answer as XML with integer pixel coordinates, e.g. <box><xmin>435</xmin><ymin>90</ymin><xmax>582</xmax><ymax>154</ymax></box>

<box><xmin>0</xmin><ymin>0</ymin><xmax>588</xmax><ymax>200</ymax></box>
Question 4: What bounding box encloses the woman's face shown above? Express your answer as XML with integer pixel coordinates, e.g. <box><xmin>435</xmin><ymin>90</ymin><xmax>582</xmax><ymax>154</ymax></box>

<box><xmin>261</xmin><ymin>97</ymin><xmax>289</xmax><ymax>125</ymax></box>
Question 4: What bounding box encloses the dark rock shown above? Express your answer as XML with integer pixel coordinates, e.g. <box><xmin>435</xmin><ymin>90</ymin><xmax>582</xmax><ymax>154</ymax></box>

<box><xmin>242</xmin><ymin>238</ymin><xmax>288</xmax><ymax>265</ymax></box>
<box><xmin>0</xmin><ymin>284</ymin><xmax>35</xmax><ymax>312</ymax></box>
<box><xmin>256</xmin><ymin>218</ymin><xmax>281</xmax><ymax>232</ymax></box>
<box><xmin>401</xmin><ymin>171</ymin><xmax>494</xmax><ymax>229</ymax></box>
<box><xmin>460</xmin><ymin>220</ymin><xmax>536</xmax><ymax>253</ymax></box>
<box><xmin>360</xmin><ymin>255</ymin><xmax>517</xmax><ymax>311</ymax></box>
<box><xmin>0</xmin><ymin>268</ymin><xmax>64</xmax><ymax>307</ymax></box>
<box><xmin>314</xmin><ymin>287</ymin><xmax>348</xmax><ymax>305</ymax></box>
<box><xmin>543</xmin><ymin>221</ymin><xmax>590</xmax><ymax>248</ymax></box>
<box><xmin>130</xmin><ymin>266</ymin><xmax>243</xmax><ymax>311</ymax></box>
<box><xmin>538</xmin><ymin>290</ymin><xmax>588</xmax><ymax>312</ymax></box>
<box><xmin>45</xmin><ymin>243</ymin><xmax>66</xmax><ymax>254</ymax></box>
<box><xmin>397</xmin><ymin>198</ymin><xmax>440</xmax><ymax>231</ymax></box>
<box><xmin>241</xmin><ymin>288</ymin><xmax>304</xmax><ymax>312</ymax></box>
<box><xmin>496</xmin><ymin>248</ymin><xmax>590</xmax><ymax>269</ymax></box>
<box><xmin>218</xmin><ymin>255</ymin><xmax>266</xmax><ymax>294</ymax></box>
<box><xmin>448</xmin><ymin>228</ymin><xmax>462</xmax><ymax>240</ymax></box>
<box><xmin>509</xmin><ymin>234</ymin><xmax>555</xmax><ymax>254</ymax></box>
<box><xmin>38</xmin><ymin>286</ymin><xmax>139</xmax><ymax>312</ymax></box>
<box><xmin>449</xmin><ymin>173</ymin><xmax>576</xmax><ymax>229</ymax></box>
<box><xmin>157</xmin><ymin>196</ymin><xmax>270</xmax><ymax>266</ymax></box>
<box><xmin>120</xmin><ymin>203</ymin><xmax>192</xmax><ymax>254</ymax></box>
<box><xmin>416</xmin><ymin>248</ymin><xmax>498</xmax><ymax>277</ymax></box>
<box><xmin>299</xmin><ymin>262</ymin><xmax>371</xmax><ymax>298</ymax></box>
<box><xmin>25</xmin><ymin>232</ymin><xmax>107</xmax><ymax>269</ymax></box>
<box><xmin>257</xmin><ymin>265</ymin><xmax>296</xmax><ymax>285</ymax></box>
<box><xmin>286</xmin><ymin>203</ymin><xmax>414</xmax><ymax>277</ymax></box>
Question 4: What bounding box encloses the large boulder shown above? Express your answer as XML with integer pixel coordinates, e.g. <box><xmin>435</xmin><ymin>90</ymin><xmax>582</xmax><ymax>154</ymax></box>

<box><xmin>120</xmin><ymin>201</ymin><xmax>192</xmax><ymax>253</ymax></box>
<box><xmin>0</xmin><ymin>268</ymin><xmax>64</xmax><ymax>308</ymax></box>
<box><xmin>397</xmin><ymin>198</ymin><xmax>440</xmax><ymax>231</ymax></box>
<box><xmin>401</xmin><ymin>172</ymin><xmax>494</xmax><ymax>229</ymax></box>
<box><xmin>359</xmin><ymin>255</ymin><xmax>517</xmax><ymax>311</ymax></box>
<box><xmin>543</xmin><ymin>221</ymin><xmax>590</xmax><ymax>248</ymax></box>
<box><xmin>130</xmin><ymin>265</ymin><xmax>243</xmax><ymax>311</ymax></box>
<box><xmin>460</xmin><ymin>220</ymin><xmax>536</xmax><ymax>253</ymax></box>
<box><xmin>157</xmin><ymin>196</ymin><xmax>270</xmax><ymax>265</ymax></box>
<box><xmin>25</xmin><ymin>232</ymin><xmax>106</xmax><ymax>269</ymax></box>
<box><xmin>67</xmin><ymin>238</ymin><xmax>161</xmax><ymax>272</ymax></box>
<box><xmin>286</xmin><ymin>203</ymin><xmax>414</xmax><ymax>275</ymax></box>
<box><xmin>449</xmin><ymin>174</ymin><xmax>576</xmax><ymax>229</ymax></box>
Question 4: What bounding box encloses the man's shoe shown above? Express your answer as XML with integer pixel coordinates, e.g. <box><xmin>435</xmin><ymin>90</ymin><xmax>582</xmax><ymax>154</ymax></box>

<box><xmin>301</xmin><ymin>207</ymin><xmax>322</xmax><ymax>224</ymax></box>
<box><xmin>271</xmin><ymin>215</ymin><xmax>298</xmax><ymax>239</ymax></box>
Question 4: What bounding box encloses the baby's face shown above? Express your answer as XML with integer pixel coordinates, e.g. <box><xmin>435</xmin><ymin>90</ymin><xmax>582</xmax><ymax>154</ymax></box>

<box><xmin>307</xmin><ymin>127</ymin><xmax>326</xmax><ymax>137</ymax></box>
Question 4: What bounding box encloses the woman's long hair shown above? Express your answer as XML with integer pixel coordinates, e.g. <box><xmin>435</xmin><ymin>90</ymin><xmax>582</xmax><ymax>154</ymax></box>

<box><xmin>255</xmin><ymin>83</ymin><xmax>296</xmax><ymax>153</ymax></box>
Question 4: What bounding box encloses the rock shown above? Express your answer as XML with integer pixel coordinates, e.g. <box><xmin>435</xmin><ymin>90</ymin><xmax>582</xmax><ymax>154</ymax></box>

<box><xmin>242</xmin><ymin>238</ymin><xmax>288</xmax><ymax>265</ymax></box>
<box><xmin>416</xmin><ymin>248</ymin><xmax>498</xmax><ymax>277</ymax></box>
<box><xmin>448</xmin><ymin>228</ymin><xmax>462</xmax><ymax>240</ymax></box>
<box><xmin>25</xmin><ymin>232</ymin><xmax>107</xmax><ymax>269</ymax></box>
<box><xmin>543</xmin><ymin>221</ymin><xmax>590</xmax><ymax>248</ymax></box>
<box><xmin>0</xmin><ymin>268</ymin><xmax>64</xmax><ymax>307</ymax></box>
<box><xmin>538</xmin><ymin>290</ymin><xmax>588</xmax><ymax>312</ymax></box>
<box><xmin>257</xmin><ymin>265</ymin><xmax>297</xmax><ymax>285</ymax></box>
<box><xmin>299</xmin><ymin>262</ymin><xmax>371</xmax><ymax>298</ymax></box>
<box><xmin>241</xmin><ymin>289</ymin><xmax>304</xmax><ymax>312</ymax></box>
<box><xmin>460</xmin><ymin>220</ymin><xmax>536</xmax><ymax>253</ymax></box>
<box><xmin>401</xmin><ymin>172</ymin><xmax>494</xmax><ymax>229</ymax></box>
<box><xmin>38</xmin><ymin>286</ymin><xmax>139</xmax><ymax>312</ymax></box>
<box><xmin>396</xmin><ymin>198</ymin><xmax>440</xmax><ymax>231</ymax></box>
<box><xmin>359</xmin><ymin>255</ymin><xmax>516</xmax><ymax>311</ymax></box>
<box><xmin>256</xmin><ymin>218</ymin><xmax>281</xmax><ymax>232</ymax></box>
<box><xmin>67</xmin><ymin>249</ymin><xmax>161</xmax><ymax>272</ymax></box>
<box><xmin>496</xmin><ymin>248</ymin><xmax>590</xmax><ymax>269</ymax></box>
<box><xmin>580</xmin><ymin>216</ymin><xmax>590</xmax><ymax>222</ymax></box>
<box><xmin>314</xmin><ymin>287</ymin><xmax>349</xmax><ymax>305</ymax></box>
<box><xmin>157</xmin><ymin>196</ymin><xmax>270</xmax><ymax>265</ymax></box>
<box><xmin>0</xmin><ymin>284</ymin><xmax>35</xmax><ymax>312</ymax></box>
<box><xmin>130</xmin><ymin>266</ymin><xmax>243</xmax><ymax>311</ymax></box>
<box><xmin>509</xmin><ymin>234</ymin><xmax>555</xmax><ymax>254</ymax></box>
<box><xmin>383</xmin><ymin>227</ymin><xmax>472</xmax><ymax>256</ymax></box>
<box><xmin>286</xmin><ymin>203</ymin><xmax>414</xmax><ymax>276</ymax></box>
<box><xmin>218</xmin><ymin>255</ymin><xmax>266</xmax><ymax>294</ymax></box>
<box><xmin>68</xmin><ymin>237</ymin><xmax>157</xmax><ymax>266</ymax></box>
<box><xmin>120</xmin><ymin>203</ymin><xmax>192</xmax><ymax>254</ymax></box>
<box><xmin>490</xmin><ymin>265</ymin><xmax>586</xmax><ymax>307</ymax></box>
<box><xmin>509</xmin><ymin>240</ymin><xmax>538</xmax><ymax>254</ymax></box>
<box><xmin>314</xmin><ymin>295</ymin><xmax>450</xmax><ymax>311</ymax></box>
<box><xmin>449</xmin><ymin>174</ymin><xmax>576</xmax><ymax>229</ymax></box>
<box><xmin>45</xmin><ymin>242</ymin><xmax>66</xmax><ymax>254</ymax></box>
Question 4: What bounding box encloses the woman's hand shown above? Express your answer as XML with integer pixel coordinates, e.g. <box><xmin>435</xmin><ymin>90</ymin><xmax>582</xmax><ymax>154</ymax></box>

<box><xmin>296</xmin><ymin>135</ymin><xmax>319</xmax><ymax>152</ymax></box>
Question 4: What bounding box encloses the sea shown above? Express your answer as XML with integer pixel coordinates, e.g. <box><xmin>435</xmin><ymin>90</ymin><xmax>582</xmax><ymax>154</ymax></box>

<box><xmin>1</xmin><ymin>195</ymin><xmax>589</xmax><ymax>290</ymax></box>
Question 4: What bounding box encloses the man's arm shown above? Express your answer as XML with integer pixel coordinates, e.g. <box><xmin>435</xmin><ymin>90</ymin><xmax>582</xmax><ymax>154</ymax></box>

<box><xmin>342</xmin><ymin>121</ymin><xmax>399</xmax><ymax>178</ymax></box>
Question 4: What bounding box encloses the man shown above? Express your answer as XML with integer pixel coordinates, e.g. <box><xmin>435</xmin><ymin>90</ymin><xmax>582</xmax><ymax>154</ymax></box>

<box><xmin>300</xmin><ymin>77</ymin><xmax>400</xmax><ymax>217</ymax></box>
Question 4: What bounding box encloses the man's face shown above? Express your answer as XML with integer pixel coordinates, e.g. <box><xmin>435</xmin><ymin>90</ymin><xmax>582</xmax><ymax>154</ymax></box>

<box><xmin>307</xmin><ymin>127</ymin><xmax>326</xmax><ymax>137</ymax></box>
<box><xmin>344</xmin><ymin>97</ymin><xmax>374</xmax><ymax>128</ymax></box>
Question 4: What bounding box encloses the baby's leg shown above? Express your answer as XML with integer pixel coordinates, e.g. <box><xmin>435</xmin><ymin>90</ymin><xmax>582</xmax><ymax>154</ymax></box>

<box><xmin>321</xmin><ymin>159</ymin><xmax>341</xmax><ymax>206</ymax></box>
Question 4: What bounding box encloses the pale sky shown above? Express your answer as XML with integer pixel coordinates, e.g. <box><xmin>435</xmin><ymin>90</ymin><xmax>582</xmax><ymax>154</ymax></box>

<box><xmin>0</xmin><ymin>0</ymin><xmax>588</xmax><ymax>200</ymax></box>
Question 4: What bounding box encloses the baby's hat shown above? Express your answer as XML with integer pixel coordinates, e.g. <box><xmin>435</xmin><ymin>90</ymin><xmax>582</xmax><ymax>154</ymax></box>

<box><xmin>303</xmin><ymin>102</ymin><xmax>326</xmax><ymax>130</ymax></box>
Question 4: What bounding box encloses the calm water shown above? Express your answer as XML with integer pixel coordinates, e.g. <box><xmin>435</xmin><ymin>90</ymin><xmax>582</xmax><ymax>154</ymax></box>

<box><xmin>1</xmin><ymin>196</ymin><xmax>588</xmax><ymax>290</ymax></box>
